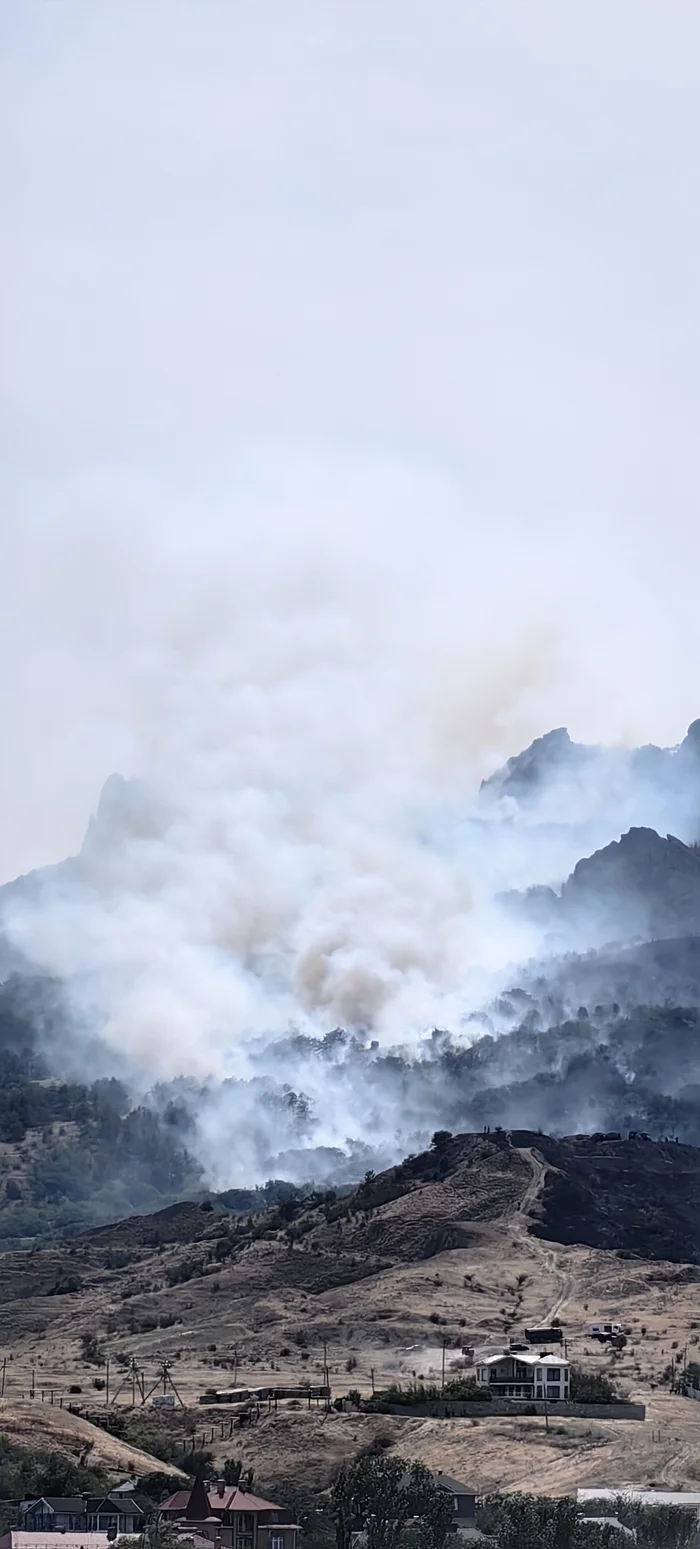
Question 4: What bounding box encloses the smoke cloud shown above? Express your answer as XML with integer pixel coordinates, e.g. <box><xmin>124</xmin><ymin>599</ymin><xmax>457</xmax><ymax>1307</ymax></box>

<box><xmin>4</xmin><ymin>3</ymin><xmax>700</xmax><ymax>1182</ymax></box>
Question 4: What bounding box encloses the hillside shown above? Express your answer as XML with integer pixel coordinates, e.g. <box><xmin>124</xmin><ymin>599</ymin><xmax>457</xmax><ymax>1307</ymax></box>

<box><xmin>0</xmin><ymin>1399</ymin><xmax>184</xmax><ymax>1479</ymax></box>
<box><xmin>0</xmin><ymin>976</ymin><xmax>204</xmax><ymax>1247</ymax></box>
<box><xmin>1</xmin><ymin>1129</ymin><xmax>700</xmax><ymax>1495</ymax></box>
<box><xmin>502</xmin><ymin>828</ymin><xmax>700</xmax><ymax>950</ymax></box>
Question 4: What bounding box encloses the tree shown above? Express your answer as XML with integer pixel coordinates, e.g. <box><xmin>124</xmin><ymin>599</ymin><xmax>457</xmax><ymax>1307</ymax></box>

<box><xmin>118</xmin><ymin>1529</ymin><xmax>195</xmax><ymax>1549</ymax></box>
<box><xmin>331</xmin><ymin>1453</ymin><xmax>455</xmax><ymax>1549</ymax></box>
<box><xmin>568</xmin><ymin>1366</ymin><xmax>618</xmax><ymax>1403</ymax></box>
<box><xmin>589</xmin><ymin>1498</ymin><xmax>700</xmax><ymax>1549</ymax></box>
<box><xmin>258</xmin><ymin>1478</ymin><xmax>335</xmax><ymax>1549</ymax></box>
<box><xmin>222</xmin><ymin>1458</ymin><xmax>243</xmax><ymax>1486</ymax></box>
<box><xmin>332</xmin><ymin>1454</ymin><xmax>410</xmax><ymax>1549</ymax></box>
<box><xmin>138</xmin><ymin>1474</ymin><xmax>188</xmax><ymax>1504</ymax></box>
<box><xmin>405</xmin><ymin>1463</ymin><xmax>454</xmax><ymax>1549</ymax></box>
<box><xmin>479</xmin><ymin>1492</ymin><xmax>578</xmax><ymax>1549</ymax></box>
<box><xmin>430</xmin><ymin>1131</ymin><xmax>453</xmax><ymax>1154</ymax></box>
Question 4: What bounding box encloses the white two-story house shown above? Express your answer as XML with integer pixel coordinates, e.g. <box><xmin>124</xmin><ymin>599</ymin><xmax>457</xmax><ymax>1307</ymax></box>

<box><xmin>475</xmin><ymin>1350</ymin><xmax>570</xmax><ymax>1401</ymax></box>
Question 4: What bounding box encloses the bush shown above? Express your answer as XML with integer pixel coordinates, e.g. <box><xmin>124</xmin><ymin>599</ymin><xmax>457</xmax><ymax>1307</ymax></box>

<box><xmin>364</xmin><ymin>1378</ymin><xmax>491</xmax><ymax>1409</ymax></box>
<box><xmin>81</xmin><ymin>1332</ymin><xmax>106</xmax><ymax>1366</ymax></box>
<box><xmin>569</xmin><ymin>1366</ymin><xmax>620</xmax><ymax>1404</ymax></box>
<box><xmin>48</xmin><ymin>1274</ymin><xmax>82</xmax><ymax>1296</ymax></box>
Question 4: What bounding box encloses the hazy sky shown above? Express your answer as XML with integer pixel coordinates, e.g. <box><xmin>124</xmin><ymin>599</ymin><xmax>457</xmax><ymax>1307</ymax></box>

<box><xmin>2</xmin><ymin>2</ymin><xmax>700</xmax><ymax>880</ymax></box>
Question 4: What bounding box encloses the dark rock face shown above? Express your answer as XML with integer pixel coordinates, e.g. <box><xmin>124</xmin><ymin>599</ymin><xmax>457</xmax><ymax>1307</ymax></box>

<box><xmin>562</xmin><ymin>827</ymin><xmax>700</xmax><ymax>940</ymax></box>
<box><xmin>480</xmin><ymin>727</ymin><xmax>585</xmax><ymax>804</ymax></box>
<box><xmin>502</xmin><ymin>828</ymin><xmax>700</xmax><ymax>949</ymax></box>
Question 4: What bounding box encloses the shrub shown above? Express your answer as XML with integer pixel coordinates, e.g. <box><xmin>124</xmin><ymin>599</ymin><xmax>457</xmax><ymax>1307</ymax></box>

<box><xmin>569</xmin><ymin>1366</ymin><xmax>619</xmax><ymax>1404</ymax></box>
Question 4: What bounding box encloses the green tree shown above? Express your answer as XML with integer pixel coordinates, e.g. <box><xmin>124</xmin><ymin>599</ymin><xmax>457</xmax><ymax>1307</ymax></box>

<box><xmin>405</xmin><ymin>1463</ymin><xmax>454</xmax><ymax>1549</ymax></box>
<box><xmin>331</xmin><ymin>1453</ymin><xmax>454</xmax><ymax>1549</ymax></box>
<box><xmin>259</xmin><ymin>1479</ymin><xmax>335</xmax><ymax>1549</ymax></box>
<box><xmin>479</xmin><ymin>1491</ymin><xmax>578</xmax><ymax>1549</ymax></box>
<box><xmin>332</xmin><ymin>1454</ymin><xmax>410</xmax><ymax>1549</ymax></box>
<box><xmin>569</xmin><ymin>1366</ymin><xmax>619</xmax><ymax>1403</ymax></box>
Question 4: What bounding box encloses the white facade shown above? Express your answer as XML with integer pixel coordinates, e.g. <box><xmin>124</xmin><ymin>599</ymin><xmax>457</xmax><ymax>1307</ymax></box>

<box><xmin>475</xmin><ymin>1351</ymin><xmax>570</xmax><ymax>1401</ymax></box>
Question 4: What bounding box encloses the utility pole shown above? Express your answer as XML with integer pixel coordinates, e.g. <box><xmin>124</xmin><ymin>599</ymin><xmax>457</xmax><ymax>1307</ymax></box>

<box><xmin>1</xmin><ymin>1358</ymin><xmax>6</xmax><ymax>1397</ymax></box>
<box><xmin>142</xmin><ymin>1360</ymin><xmax>185</xmax><ymax>1409</ymax></box>
<box><xmin>105</xmin><ymin>1358</ymin><xmax>110</xmax><ymax>1408</ymax></box>
<box><xmin>441</xmin><ymin>1340</ymin><xmax>447</xmax><ymax>1395</ymax></box>
<box><xmin>110</xmin><ymin>1358</ymin><xmax>145</xmax><ymax>1408</ymax></box>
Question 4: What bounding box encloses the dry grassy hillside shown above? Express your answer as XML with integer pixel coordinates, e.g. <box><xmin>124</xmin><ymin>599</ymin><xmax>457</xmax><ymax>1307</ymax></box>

<box><xmin>0</xmin><ymin>1398</ymin><xmax>186</xmax><ymax>1478</ymax></box>
<box><xmin>2</xmin><ymin>1131</ymin><xmax>700</xmax><ymax>1493</ymax></box>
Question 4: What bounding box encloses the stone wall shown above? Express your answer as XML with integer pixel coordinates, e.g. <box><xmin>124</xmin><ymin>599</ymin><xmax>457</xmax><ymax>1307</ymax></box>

<box><xmin>381</xmin><ymin>1399</ymin><xmax>645</xmax><ymax>1421</ymax></box>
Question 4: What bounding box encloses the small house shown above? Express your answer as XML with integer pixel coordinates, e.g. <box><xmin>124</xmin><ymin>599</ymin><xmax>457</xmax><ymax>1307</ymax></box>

<box><xmin>19</xmin><ymin>1497</ymin><xmax>149</xmax><ymax>1538</ymax></box>
<box><xmin>433</xmin><ymin>1473</ymin><xmax>477</xmax><ymax>1533</ymax></box>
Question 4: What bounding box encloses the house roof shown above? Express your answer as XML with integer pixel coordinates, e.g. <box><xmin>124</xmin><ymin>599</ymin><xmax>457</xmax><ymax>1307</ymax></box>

<box><xmin>91</xmin><ymin>1495</ymin><xmax>148</xmax><ymax>1515</ymax></box>
<box><xmin>21</xmin><ymin>1501</ymin><xmax>86</xmax><ymax>1515</ymax></box>
<box><xmin>433</xmin><ymin>1474</ymin><xmax>475</xmax><ymax>1496</ymax></box>
<box><xmin>478</xmin><ymin>1351</ymin><xmax>568</xmax><ymax>1369</ymax></box>
<box><xmin>184</xmin><ymin>1478</ymin><xmax>211</xmax><ymax>1523</ymax></box>
<box><xmin>161</xmin><ymin>1487</ymin><xmax>283</xmax><ymax>1516</ymax></box>
<box><xmin>21</xmin><ymin>1497</ymin><xmax>146</xmax><ymax>1517</ymax></box>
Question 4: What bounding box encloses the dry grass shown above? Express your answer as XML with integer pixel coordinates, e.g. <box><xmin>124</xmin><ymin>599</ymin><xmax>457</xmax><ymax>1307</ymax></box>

<box><xmin>2</xmin><ymin>1143</ymin><xmax>700</xmax><ymax>1490</ymax></box>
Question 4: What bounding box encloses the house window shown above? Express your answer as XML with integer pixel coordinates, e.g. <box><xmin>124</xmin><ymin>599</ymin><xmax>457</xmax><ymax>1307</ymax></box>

<box><xmin>269</xmin><ymin>1536</ymin><xmax>285</xmax><ymax>1549</ymax></box>
<box><xmin>547</xmin><ymin>1369</ymin><xmax>560</xmax><ymax>1380</ymax></box>
<box><xmin>536</xmin><ymin>1386</ymin><xmax>543</xmax><ymax>1397</ymax></box>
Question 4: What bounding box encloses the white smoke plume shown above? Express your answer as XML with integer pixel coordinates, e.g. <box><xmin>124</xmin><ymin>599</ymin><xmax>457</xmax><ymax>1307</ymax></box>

<box><xmin>4</xmin><ymin>3</ymin><xmax>700</xmax><ymax>1180</ymax></box>
<box><xmin>2</xmin><ymin>455</ymin><xmax>700</xmax><ymax>1105</ymax></box>
<box><xmin>1</xmin><ymin>460</ymin><xmax>563</xmax><ymax>1079</ymax></box>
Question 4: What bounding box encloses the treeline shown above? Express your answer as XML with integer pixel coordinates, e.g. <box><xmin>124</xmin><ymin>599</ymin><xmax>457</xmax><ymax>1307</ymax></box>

<box><xmin>0</xmin><ymin>981</ymin><xmax>203</xmax><ymax>1247</ymax></box>
<box><xmin>272</xmin><ymin>1002</ymin><xmax>700</xmax><ymax>1151</ymax></box>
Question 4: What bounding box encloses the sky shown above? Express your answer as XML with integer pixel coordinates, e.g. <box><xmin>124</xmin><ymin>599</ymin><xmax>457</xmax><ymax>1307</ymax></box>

<box><xmin>2</xmin><ymin>1</ymin><xmax>700</xmax><ymax>887</ymax></box>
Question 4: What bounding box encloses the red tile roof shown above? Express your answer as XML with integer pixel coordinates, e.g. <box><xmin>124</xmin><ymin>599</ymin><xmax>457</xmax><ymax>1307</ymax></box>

<box><xmin>160</xmin><ymin>1487</ymin><xmax>282</xmax><ymax>1516</ymax></box>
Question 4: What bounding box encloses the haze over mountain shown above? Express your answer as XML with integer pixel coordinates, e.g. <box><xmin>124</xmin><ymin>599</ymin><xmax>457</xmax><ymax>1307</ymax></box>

<box><xmin>5</xmin><ymin>5</ymin><xmax>700</xmax><ymax>1206</ymax></box>
<box><xmin>3</xmin><ymin>717</ymin><xmax>700</xmax><ymax>1205</ymax></box>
